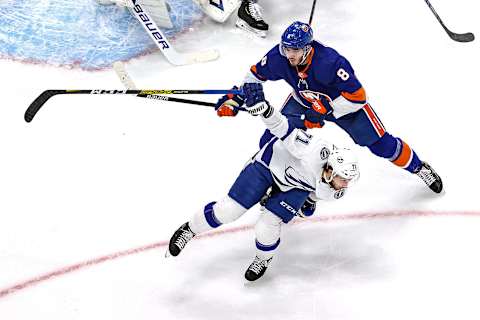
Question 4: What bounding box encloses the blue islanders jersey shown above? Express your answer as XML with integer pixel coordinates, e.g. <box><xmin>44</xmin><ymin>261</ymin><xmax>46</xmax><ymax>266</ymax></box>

<box><xmin>245</xmin><ymin>41</ymin><xmax>368</xmax><ymax>119</ymax></box>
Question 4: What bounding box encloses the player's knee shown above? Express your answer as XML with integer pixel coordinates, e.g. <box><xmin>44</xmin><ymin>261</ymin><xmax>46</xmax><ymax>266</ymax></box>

<box><xmin>207</xmin><ymin>196</ymin><xmax>247</xmax><ymax>227</ymax></box>
<box><xmin>255</xmin><ymin>210</ymin><xmax>282</xmax><ymax>246</ymax></box>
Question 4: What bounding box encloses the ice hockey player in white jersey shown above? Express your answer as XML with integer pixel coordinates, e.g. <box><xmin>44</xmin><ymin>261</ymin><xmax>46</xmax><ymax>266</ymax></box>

<box><xmin>167</xmin><ymin>83</ymin><xmax>360</xmax><ymax>281</ymax></box>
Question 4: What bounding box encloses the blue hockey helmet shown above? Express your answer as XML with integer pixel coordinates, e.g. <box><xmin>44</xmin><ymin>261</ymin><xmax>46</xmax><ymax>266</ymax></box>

<box><xmin>281</xmin><ymin>21</ymin><xmax>313</xmax><ymax>49</ymax></box>
<box><xmin>280</xmin><ymin>21</ymin><xmax>313</xmax><ymax>64</ymax></box>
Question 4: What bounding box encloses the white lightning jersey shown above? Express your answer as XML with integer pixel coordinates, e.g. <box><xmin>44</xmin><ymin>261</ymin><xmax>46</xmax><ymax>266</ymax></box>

<box><xmin>254</xmin><ymin>109</ymin><xmax>346</xmax><ymax>201</ymax></box>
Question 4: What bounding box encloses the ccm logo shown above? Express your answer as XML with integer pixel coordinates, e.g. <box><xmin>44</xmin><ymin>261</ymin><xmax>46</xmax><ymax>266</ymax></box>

<box><xmin>133</xmin><ymin>4</ymin><xmax>170</xmax><ymax>49</ymax></box>
<box><xmin>280</xmin><ymin>201</ymin><xmax>297</xmax><ymax>215</ymax></box>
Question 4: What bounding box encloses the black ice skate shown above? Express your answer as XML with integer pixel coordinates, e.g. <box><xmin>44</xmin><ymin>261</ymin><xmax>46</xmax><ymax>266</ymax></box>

<box><xmin>415</xmin><ymin>161</ymin><xmax>443</xmax><ymax>193</ymax></box>
<box><xmin>167</xmin><ymin>222</ymin><xmax>195</xmax><ymax>257</ymax></box>
<box><xmin>244</xmin><ymin>256</ymin><xmax>272</xmax><ymax>281</ymax></box>
<box><xmin>236</xmin><ymin>0</ymin><xmax>269</xmax><ymax>38</ymax></box>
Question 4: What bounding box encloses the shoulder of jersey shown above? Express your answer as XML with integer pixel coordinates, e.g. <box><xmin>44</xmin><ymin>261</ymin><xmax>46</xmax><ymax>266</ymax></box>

<box><xmin>312</xmin><ymin>41</ymin><xmax>341</xmax><ymax>64</ymax></box>
<box><xmin>257</xmin><ymin>44</ymin><xmax>286</xmax><ymax>67</ymax></box>
<box><xmin>311</xmin><ymin>41</ymin><xmax>346</xmax><ymax>79</ymax></box>
<box><xmin>266</xmin><ymin>44</ymin><xmax>284</xmax><ymax>60</ymax></box>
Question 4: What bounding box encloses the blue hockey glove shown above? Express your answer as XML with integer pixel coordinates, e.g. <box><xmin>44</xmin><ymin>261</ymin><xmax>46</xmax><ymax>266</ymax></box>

<box><xmin>297</xmin><ymin>197</ymin><xmax>316</xmax><ymax>218</ymax></box>
<box><xmin>215</xmin><ymin>86</ymin><xmax>244</xmax><ymax>117</ymax></box>
<box><xmin>243</xmin><ymin>83</ymin><xmax>273</xmax><ymax>116</ymax></box>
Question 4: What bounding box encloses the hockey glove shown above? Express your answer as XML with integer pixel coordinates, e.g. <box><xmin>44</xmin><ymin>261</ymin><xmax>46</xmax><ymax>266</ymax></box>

<box><xmin>243</xmin><ymin>83</ymin><xmax>273</xmax><ymax>117</ymax></box>
<box><xmin>297</xmin><ymin>197</ymin><xmax>316</xmax><ymax>218</ymax></box>
<box><xmin>215</xmin><ymin>86</ymin><xmax>245</xmax><ymax>117</ymax></box>
<box><xmin>304</xmin><ymin>96</ymin><xmax>333</xmax><ymax>129</ymax></box>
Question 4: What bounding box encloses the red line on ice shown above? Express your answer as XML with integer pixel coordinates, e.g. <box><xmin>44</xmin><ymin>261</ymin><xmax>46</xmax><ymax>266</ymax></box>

<box><xmin>0</xmin><ymin>210</ymin><xmax>479</xmax><ymax>299</ymax></box>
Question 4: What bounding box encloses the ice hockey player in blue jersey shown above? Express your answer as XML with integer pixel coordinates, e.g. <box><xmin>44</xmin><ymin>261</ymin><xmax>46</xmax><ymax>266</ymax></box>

<box><xmin>167</xmin><ymin>83</ymin><xmax>360</xmax><ymax>281</ymax></box>
<box><xmin>215</xmin><ymin>21</ymin><xmax>443</xmax><ymax>194</ymax></box>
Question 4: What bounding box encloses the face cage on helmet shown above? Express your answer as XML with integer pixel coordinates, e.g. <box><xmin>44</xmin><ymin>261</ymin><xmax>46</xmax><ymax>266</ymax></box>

<box><xmin>323</xmin><ymin>165</ymin><xmax>360</xmax><ymax>185</ymax></box>
<box><xmin>280</xmin><ymin>44</ymin><xmax>312</xmax><ymax>65</ymax></box>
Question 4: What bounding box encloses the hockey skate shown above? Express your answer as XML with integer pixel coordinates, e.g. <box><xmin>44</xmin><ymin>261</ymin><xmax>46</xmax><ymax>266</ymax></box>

<box><xmin>244</xmin><ymin>256</ymin><xmax>272</xmax><ymax>281</ymax></box>
<box><xmin>415</xmin><ymin>161</ymin><xmax>443</xmax><ymax>193</ymax></box>
<box><xmin>167</xmin><ymin>222</ymin><xmax>196</xmax><ymax>257</ymax></box>
<box><xmin>236</xmin><ymin>0</ymin><xmax>268</xmax><ymax>38</ymax></box>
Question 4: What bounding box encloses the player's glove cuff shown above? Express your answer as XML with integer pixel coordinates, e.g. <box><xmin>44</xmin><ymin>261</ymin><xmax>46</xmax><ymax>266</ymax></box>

<box><xmin>297</xmin><ymin>197</ymin><xmax>316</xmax><ymax>218</ymax></box>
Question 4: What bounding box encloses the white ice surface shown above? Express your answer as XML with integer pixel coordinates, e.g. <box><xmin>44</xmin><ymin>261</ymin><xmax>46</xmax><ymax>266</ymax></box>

<box><xmin>1</xmin><ymin>0</ymin><xmax>479</xmax><ymax>319</ymax></box>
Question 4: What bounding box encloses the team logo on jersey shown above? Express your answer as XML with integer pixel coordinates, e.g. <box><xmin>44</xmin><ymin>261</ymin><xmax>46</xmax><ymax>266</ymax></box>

<box><xmin>297</xmin><ymin>78</ymin><xmax>308</xmax><ymax>90</ymax></box>
<box><xmin>334</xmin><ymin>189</ymin><xmax>345</xmax><ymax>199</ymax></box>
<box><xmin>320</xmin><ymin>147</ymin><xmax>330</xmax><ymax>160</ymax></box>
<box><xmin>209</xmin><ymin>0</ymin><xmax>224</xmax><ymax>11</ymax></box>
<box><xmin>299</xmin><ymin>90</ymin><xmax>332</xmax><ymax>104</ymax></box>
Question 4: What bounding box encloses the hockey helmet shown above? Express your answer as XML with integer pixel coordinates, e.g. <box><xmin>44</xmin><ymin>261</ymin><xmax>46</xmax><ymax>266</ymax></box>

<box><xmin>325</xmin><ymin>147</ymin><xmax>360</xmax><ymax>183</ymax></box>
<box><xmin>280</xmin><ymin>21</ymin><xmax>313</xmax><ymax>64</ymax></box>
<box><xmin>281</xmin><ymin>21</ymin><xmax>313</xmax><ymax>49</ymax></box>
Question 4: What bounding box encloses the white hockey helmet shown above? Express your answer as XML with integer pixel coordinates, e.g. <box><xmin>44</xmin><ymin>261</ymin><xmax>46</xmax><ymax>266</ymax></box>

<box><xmin>325</xmin><ymin>147</ymin><xmax>360</xmax><ymax>182</ymax></box>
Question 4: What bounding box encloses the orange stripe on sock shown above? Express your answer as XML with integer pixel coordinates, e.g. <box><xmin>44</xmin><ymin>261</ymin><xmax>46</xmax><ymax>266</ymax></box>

<box><xmin>363</xmin><ymin>104</ymin><xmax>385</xmax><ymax>136</ymax></box>
<box><xmin>392</xmin><ymin>141</ymin><xmax>413</xmax><ymax>168</ymax></box>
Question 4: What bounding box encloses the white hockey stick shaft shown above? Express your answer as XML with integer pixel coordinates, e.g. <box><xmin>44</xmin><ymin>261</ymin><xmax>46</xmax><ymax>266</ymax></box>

<box><xmin>129</xmin><ymin>0</ymin><xmax>219</xmax><ymax>65</ymax></box>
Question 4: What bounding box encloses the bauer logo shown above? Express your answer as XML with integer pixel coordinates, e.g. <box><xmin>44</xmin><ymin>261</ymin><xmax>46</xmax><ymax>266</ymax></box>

<box><xmin>280</xmin><ymin>201</ymin><xmax>297</xmax><ymax>215</ymax></box>
<box><xmin>133</xmin><ymin>4</ymin><xmax>170</xmax><ymax>49</ymax></box>
<box><xmin>146</xmin><ymin>95</ymin><xmax>168</xmax><ymax>101</ymax></box>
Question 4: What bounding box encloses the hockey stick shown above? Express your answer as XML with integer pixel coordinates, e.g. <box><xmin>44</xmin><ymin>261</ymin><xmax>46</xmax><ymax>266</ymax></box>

<box><xmin>423</xmin><ymin>0</ymin><xmax>474</xmax><ymax>42</ymax></box>
<box><xmin>308</xmin><ymin>0</ymin><xmax>317</xmax><ymax>25</ymax></box>
<box><xmin>129</xmin><ymin>0</ymin><xmax>220</xmax><ymax>65</ymax></box>
<box><xmin>113</xmin><ymin>61</ymin><xmax>216</xmax><ymax>105</ymax></box>
<box><xmin>24</xmin><ymin>89</ymin><xmax>242</xmax><ymax>123</ymax></box>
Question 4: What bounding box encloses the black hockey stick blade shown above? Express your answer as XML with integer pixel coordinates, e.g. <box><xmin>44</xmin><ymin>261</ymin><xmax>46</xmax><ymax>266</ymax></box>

<box><xmin>424</xmin><ymin>0</ymin><xmax>474</xmax><ymax>43</ymax></box>
<box><xmin>24</xmin><ymin>90</ymin><xmax>67</xmax><ymax>123</ymax></box>
<box><xmin>447</xmin><ymin>30</ymin><xmax>475</xmax><ymax>43</ymax></box>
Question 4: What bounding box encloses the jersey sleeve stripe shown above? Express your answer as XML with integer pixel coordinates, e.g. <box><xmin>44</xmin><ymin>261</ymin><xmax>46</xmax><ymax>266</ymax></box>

<box><xmin>250</xmin><ymin>65</ymin><xmax>267</xmax><ymax>81</ymax></box>
<box><xmin>341</xmin><ymin>87</ymin><xmax>367</xmax><ymax>104</ymax></box>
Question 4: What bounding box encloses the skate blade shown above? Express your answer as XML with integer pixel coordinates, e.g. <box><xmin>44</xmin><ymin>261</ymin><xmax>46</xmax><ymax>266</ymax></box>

<box><xmin>165</xmin><ymin>249</ymin><xmax>172</xmax><ymax>258</ymax></box>
<box><xmin>235</xmin><ymin>19</ymin><xmax>267</xmax><ymax>38</ymax></box>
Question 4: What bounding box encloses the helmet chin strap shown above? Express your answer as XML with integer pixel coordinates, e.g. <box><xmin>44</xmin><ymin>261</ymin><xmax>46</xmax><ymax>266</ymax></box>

<box><xmin>299</xmin><ymin>45</ymin><xmax>312</xmax><ymax>65</ymax></box>
<box><xmin>322</xmin><ymin>168</ymin><xmax>334</xmax><ymax>183</ymax></box>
